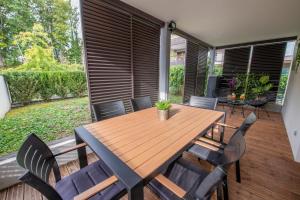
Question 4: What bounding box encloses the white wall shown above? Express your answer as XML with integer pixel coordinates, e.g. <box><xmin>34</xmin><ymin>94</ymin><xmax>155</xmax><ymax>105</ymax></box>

<box><xmin>282</xmin><ymin>39</ymin><xmax>300</xmax><ymax>162</ymax></box>
<box><xmin>0</xmin><ymin>75</ymin><xmax>11</xmax><ymax>118</ymax></box>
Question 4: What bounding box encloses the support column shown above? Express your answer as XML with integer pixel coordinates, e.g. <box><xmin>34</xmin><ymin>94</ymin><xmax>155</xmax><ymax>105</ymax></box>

<box><xmin>159</xmin><ymin>23</ymin><xmax>171</xmax><ymax>100</ymax></box>
<box><xmin>209</xmin><ymin>48</ymin><xmax>216</xmax><ymax>75</ymax></box>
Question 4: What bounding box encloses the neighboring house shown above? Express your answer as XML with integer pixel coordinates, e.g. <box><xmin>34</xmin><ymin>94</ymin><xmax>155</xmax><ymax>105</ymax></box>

<box><xmin>170</xmin><ymin>35</ymin><xmax>186</xmax><ymax>66</ymax></box>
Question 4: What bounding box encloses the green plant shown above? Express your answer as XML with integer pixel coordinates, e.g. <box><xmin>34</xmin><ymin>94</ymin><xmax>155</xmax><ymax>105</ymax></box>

<box><xmin>1</xmin><ymin>70</ymin><xmax>87</xmax><ymax>104</ymax></box>
<box><xmin>169</xmin><ymin>65</ymin><xmax>184</xmax><ymax>95</ymax></box>
<box><xmin>252</xmin><ymin>75</ymin><xmax>273</xmax><ymax>98</ymax></box>
<box><xmin>3</xmin><ymin>71</ymin><xmax>39</xmax><ymax>104</ymax></box>
<box><xmin>155</xmin><ymin>100</ymin><xmax>171</xmax><ymax>110</ymax></box>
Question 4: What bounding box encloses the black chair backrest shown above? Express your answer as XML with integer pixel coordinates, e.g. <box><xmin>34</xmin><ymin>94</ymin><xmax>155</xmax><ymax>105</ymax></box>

<box><xmin>92</xmin><ymin>100</ymin><xmax>126</xmax><ymax>121</ymax></box>
<box><xmin>17</xmin><ymin>134</ymin><xmax>63</xmax><ymax>200</ymax></box>
<box><xmin>131</xmin><ymin>96</ymin><xmax>152</xmax><ymax>111</ymax></box>
<box><xmin>238</xmin><ymin>112</ymin><xmax>257</xmax><ymax>136</ymax></box>
<box><xmin>222</xmin><ymin>132</ymin><xmax>246</xmax><ymax>167</ymax></box>
<box><xmin>189</xmin><ymin>96</ymin><xmax>218</xmax><ymax>110</ymax></box>
<box><xmin>194</xmin><ymin>166</ymin><xmax>226</xmax><ymax>200</ymax></box>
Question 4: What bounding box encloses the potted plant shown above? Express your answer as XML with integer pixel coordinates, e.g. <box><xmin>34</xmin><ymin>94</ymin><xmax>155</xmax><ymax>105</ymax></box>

<box><xmin>155</xmin><ymin>100</ymin><xmax>172</xmax><ymax>121</ymax></box>
<box><xmin>252</xmin><ymin>75</ymin><xmax>273</xmax><ymax>100</ymax></box>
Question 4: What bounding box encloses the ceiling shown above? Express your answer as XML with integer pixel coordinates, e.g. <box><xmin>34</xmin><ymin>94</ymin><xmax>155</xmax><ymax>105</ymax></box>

<box><xmin>121</xmin><ymin>0</ymin><xmax>300</xmax><ymax>46</ymax></box>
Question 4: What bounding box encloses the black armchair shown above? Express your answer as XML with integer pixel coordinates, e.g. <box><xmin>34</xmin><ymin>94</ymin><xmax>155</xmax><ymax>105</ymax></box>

<box><xmin>16</xmin><ymin>134</ymin><xmax>126</xmax><ymax>200</ymax></box>
<box><xmin>148</xmin><ymin>158</ymin><xmax>226</xmax><ymax>200</ymax></box>
<box><xmin>188</xmin><ymin>112</ymin><xmax>257</xmax><ymax>199</ymax></box>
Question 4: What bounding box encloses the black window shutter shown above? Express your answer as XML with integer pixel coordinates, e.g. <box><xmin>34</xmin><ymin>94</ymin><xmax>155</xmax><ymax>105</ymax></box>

<box><xmin>222</xmin><ymin>47</ymin><xmax>251</xmax><ymax>88</ymax></box>
<box><xmin>250</xmin><ymin>43</ymin><xmax>287</xmax><ymax>94</ymax></box>
<box><xmin>132</xmin><ymin>17</ymin><xmax>160</xmax><ymax>104</ymax></box>
<box><xmin>184</xmin><ymin>41</ymin><xmax>199</xmax><ymax>103</ymax></box>
<box><xmin>82</xmin><ymin>0</ymin><xmax>161</xmax><ymax>112</ymax></box>
<box><xmin>196</xmin><ymin>46</ymin><xmax>208</xmax><ymax>96</ymax></box>
<box><xmin>82</xmin><ymin>0</ymin><xmax>133</xmax><ymax>112</ymax></box>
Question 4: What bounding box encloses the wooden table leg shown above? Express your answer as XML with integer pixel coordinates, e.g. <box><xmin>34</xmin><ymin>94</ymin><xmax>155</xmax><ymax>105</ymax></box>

<box><xmin>75</xmin><ymin>131</ymin><xmax>88</xmax><ymax>169</ymax></box>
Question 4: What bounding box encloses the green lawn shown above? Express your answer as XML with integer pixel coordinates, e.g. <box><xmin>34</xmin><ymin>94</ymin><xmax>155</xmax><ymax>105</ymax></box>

<box><xmin>0</xmin><ymin>97</ymin><xmax>91</xmax><ymax>156</ymax></box>
<box><xmin>169</xmin><ymin>94</ymin><xmax>183</xmax><ymax>104</ymax></box>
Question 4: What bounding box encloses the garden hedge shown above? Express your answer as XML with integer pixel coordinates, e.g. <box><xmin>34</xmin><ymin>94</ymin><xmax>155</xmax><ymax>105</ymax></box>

<box><xmin>1</xmin><ymin>71</ymin><xmax>87</xmax><ymax>104</ymax></box>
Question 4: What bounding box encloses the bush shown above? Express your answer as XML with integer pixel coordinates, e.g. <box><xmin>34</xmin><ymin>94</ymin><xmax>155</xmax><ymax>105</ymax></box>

<box><xmin>169</xmin><ymin>65</ymin><xmax>184</xmax><ymax>95</ymax></box>
<box><xmin>1</xmin><ymin>71</ymin><xmax>87</xmax><ymax>104</ymax></box>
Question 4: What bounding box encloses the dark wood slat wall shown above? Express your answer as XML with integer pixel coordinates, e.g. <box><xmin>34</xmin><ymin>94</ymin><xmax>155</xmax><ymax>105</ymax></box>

<box><xmin>221</xmin><ymin>47</ymin><xmax>251</xmax><ymax>88</ymax></box>
<box><xmin>83</xmin><ymin>0</ymin><xmax>133</xmax><ymax>112</ymax></box>
<box><xmin>132</xmin><ymin>17</ymin><xmax>160</xmax><ymax>104</ymax></box>
<box><xmin>250</xmin><ymin>43</ymin><xmax>287</xmax><ymax>94</ymax></box>
<box><xmin>183</xmin><ymin>41</ymin><xmax>199</xmax><ymax>102</ymax></box>
<box><xmin>82</xmin><ymin>0</ymin><xmax>161</xmax><ymax>112</ymax></box>
<box><xmin>196</xmin><ymin>46</ymin><xmax>209</xmax><ymax>96</ymax></box>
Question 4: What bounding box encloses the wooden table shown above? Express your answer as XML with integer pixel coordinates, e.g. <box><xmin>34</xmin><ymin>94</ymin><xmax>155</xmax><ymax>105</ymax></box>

<box><xmin>75</xmin><ymin>104</ymin><xmax>224</xmax><ymax>200</ymax></box>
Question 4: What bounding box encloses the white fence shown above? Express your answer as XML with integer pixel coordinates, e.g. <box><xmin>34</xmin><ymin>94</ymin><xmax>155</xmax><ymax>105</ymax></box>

<box><xmin>0</xmin><ymin>75</ymin><xmax>11</xmax><ymax>118</ymax></box>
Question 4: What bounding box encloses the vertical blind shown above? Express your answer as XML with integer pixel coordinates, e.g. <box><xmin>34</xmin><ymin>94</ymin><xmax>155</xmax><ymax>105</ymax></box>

<box><xmin>82</xmin><ymin>0</ymin><xmax>162</xmax><ymax>112</ymax></box>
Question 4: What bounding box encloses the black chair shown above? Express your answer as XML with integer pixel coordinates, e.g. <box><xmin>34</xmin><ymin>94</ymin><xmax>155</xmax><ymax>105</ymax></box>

<box><xmin>16</xmin><ymin>134</ymin><xmax>126</xmax><ymax>200</ymax></box>
<box><xmin>189</xmin><ymin>96</ymin><xmax>218</xmax><ymax>110</ymax></box>
<box><xmin>130</xmin><ymin>96</ymin><xmax>152</xmax><ymax>111</ymax></box>
<box><xmin>92</xmin><ymin>100</ymin><xmax>126</xmax><ymax>121</ymax></box>
<box><xmin>188</xmin><ymin>96</ymin><xmax>226</xmax><ymax>141</ymax></box>
<box><xmin>188</xmin><ymin>112</ymin><xmax>257</xmax><ymax>185</ymax></box>
<box><xmin>148</xmin><ymin>158</ymin><xmax>226</xmax><ymax>200</ymax></box>
<box><xmin>189</xmin><ymin>131</ymin><xmax>247</xmax><ymax>200</ymax></box>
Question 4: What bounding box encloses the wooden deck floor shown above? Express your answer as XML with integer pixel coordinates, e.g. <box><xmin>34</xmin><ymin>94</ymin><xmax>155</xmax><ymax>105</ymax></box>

<box><xmin>1</xmin><ymin>108</ymin><xmax>300</xmax><ymax>200</ymax></box>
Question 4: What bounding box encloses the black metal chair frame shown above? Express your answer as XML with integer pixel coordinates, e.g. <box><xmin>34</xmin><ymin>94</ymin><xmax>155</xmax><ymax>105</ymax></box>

<box><xmin>16</xmin><ymin>134</ymin><xmax>126</xmax><ymax>200</ymax></box>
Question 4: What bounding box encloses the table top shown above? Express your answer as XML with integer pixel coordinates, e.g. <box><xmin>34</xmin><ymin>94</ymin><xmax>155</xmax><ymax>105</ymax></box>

<box><xmin>83</xmin><ymin>104</ymin><xmax>224</xmax><ymax>179</ymax></box>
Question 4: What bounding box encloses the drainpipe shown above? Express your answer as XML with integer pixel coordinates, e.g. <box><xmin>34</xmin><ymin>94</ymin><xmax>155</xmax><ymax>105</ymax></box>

<box><xmin>159</xmin><ymin>23</ymin><xmax>171</xmax><ymax>100</ymax></box>
<box><xmin>245</xmin><ymin>45</ymin><xmax>254</xmax><ymax>95</ymax></box>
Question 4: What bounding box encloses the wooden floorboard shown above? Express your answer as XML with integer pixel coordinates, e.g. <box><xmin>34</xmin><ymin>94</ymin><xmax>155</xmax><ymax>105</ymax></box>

<box><xmin>1</xmin><ymin>107</ymin><xmax>300</xmax><ymax>200</ymax></box>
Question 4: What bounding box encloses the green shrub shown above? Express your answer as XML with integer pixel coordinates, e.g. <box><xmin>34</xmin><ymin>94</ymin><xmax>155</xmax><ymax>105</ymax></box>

<box><xmin>3</xmin><ymin>71</ymin><xmax>39</xmax><ymax>104</ymax></box>
<box><xmin>169</xmin><ymin>65</ymin><xmax>184</xmax><ymax>95</ymax></box>
<box><xmin>1</xmin><ymin>71</ymin><xmax>87</xmax><ymax>104</ymax></box>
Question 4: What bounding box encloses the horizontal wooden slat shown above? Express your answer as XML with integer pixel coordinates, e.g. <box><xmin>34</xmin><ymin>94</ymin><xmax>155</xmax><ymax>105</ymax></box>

<box><xmin>155</xmin><ymin>174</ymin><xmax>186</xmax><ymax>198</ymax></box>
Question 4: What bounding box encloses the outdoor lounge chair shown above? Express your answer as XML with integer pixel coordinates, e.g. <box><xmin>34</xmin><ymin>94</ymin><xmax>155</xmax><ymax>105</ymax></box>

<box><xmin>130</xmin><ymin>96</ymin><xmax>152</xmax><ymax>111</ymax></box>
<box><xmin>16</xmin><ymin>134</ymin><xmax>126</xmax><ymax>200</ymax></box>
<box><xmin>92</xmin><ymin>100</ymin><xmax>126</xmax><ymax>121</ymax></box>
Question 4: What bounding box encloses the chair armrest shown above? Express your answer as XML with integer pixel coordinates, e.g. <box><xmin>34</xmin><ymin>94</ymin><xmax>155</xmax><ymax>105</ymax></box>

<box><xmin>53</xmin><ymin>143</ymin><xmax>87</xmax><ymax>157</ymax></box>
<box><xmin>194</xmin><ymin>141</ymin><xmax>221</xmax><ymax>152</ymax></box>
<box><xmin>198</xmin><ymin>137</ymin><xmax>223</xmax><ymax>148</ymax></box>
<box><xmin>214</xmin><ymin>122</ymin><xmax>238</xmax><ymax>129</ymax></box>
<box><xmin>155</xmin><ymin>174</ymin><xmax>186</xmax><ymax>198</ymax></box>
<box><xmin>74</xmin><ymin>176</ymin><xmax>118</xmax><ymax>200</ymax></box>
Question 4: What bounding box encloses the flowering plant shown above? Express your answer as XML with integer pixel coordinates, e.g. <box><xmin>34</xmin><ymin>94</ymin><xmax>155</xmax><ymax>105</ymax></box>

<box><xmin>228</xmin><ymin>78</ymin><xmax>237</xmax><ymax>92</ymax></box>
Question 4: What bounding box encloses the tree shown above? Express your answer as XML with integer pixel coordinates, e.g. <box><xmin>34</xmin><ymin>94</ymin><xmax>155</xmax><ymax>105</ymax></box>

<box><xmin>31</xmin><ymin>0</ymin><xmax>74</xmax><ymax>62</ymax></box>
<box><xmin>13</xmin><ymin>24</ymin><xmax>61</xmax><ymax>71</ymax></box>
<box><xmin>0</xmin><ymin>0</ymin><xmax>35</xmax><ymax>66</ymax></box>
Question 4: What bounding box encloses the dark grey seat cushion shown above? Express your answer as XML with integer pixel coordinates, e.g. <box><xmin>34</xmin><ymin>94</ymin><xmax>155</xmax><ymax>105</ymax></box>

<box><xmin>55</xmin><ymin>159</ymin><xmax>125</xmax><ymax>200</ymax></box>
<box><xmin>148</xmin><ymin>158</ymin><xmax>209</xmax><ymax>200</ymax></box>
<box><xmin>188</xmin><ymin>144</ymin><xmax>224</xmax><ymax>166</ymax></box>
